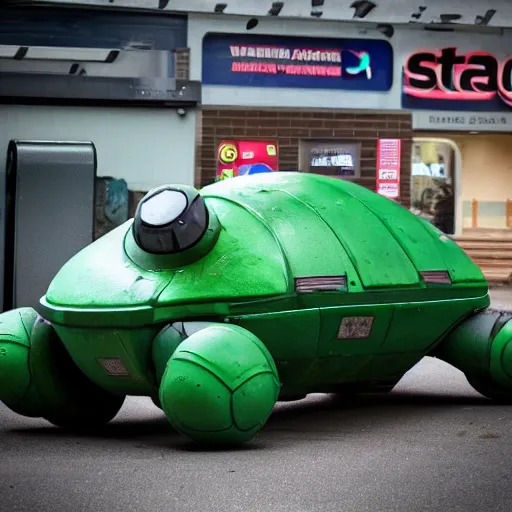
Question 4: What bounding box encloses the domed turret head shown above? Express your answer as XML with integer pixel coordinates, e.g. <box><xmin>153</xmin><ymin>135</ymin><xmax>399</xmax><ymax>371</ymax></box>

<box><xmin>126</xmin><ymin>185</ymin><xmax>220</xmax><ymax>269</ymax></box>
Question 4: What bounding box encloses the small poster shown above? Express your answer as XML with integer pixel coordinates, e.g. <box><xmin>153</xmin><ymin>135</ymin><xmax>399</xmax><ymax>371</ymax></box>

<box><xmin>217</xmin><ymin>140</ymin><xmax>279</xmax><ymax>180</ymax></box>
<box><xmin>376</xmin><ymin>139</ymin><xmax>401</xmax><ymax>199</ymax></box>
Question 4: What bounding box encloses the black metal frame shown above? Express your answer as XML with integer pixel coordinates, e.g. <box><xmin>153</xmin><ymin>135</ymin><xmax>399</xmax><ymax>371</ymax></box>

<box><xmin>0</xmin><ymin>73</ymin><xmax>202</xmax><ymax>107</ymax></box>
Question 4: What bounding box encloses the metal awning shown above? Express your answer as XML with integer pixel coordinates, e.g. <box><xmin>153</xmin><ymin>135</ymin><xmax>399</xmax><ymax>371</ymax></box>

<box><xmin>0</xmin><ymin>73</ymin><xmax>201</xmax><ymax>106</ymax></box>
<box><xmin>19</xmin><ymin>0</ymin><xmax>512</xmax><ymax>30</ymax></box>
<box><xmin>0</xmin><ymin>44</ymin><xmax>201</xmax><ymax>106</ymax></box>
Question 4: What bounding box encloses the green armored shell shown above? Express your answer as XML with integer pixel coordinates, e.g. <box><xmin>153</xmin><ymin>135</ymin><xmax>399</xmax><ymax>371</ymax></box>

<box><xmin>3</xmin><ymin>171</ymin><xmax>507</xmax><ymax>448</ymax></box>
<box><xmin>41</xmin><ymin>171</ymin><xmax>486</xmax><ymax>325</ymax></box>
<box><xmin>36</xmin><ymin>171</ymin><xmax>488</xmax><ymax>397</ymax></box>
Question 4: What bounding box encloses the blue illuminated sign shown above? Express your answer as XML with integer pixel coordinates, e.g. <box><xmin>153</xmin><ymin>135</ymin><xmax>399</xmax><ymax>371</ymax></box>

<box><xmin>202</xmin><ymin>33</ymin><xmax>393</xmax><ymax>92</ymax></box>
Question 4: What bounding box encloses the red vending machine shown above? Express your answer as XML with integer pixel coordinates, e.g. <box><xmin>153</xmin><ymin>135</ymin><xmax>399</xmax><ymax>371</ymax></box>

<box><xmin>217</xmin><ymin>140</ymin><xmax>279</xmax><ymax>180</ymax></box>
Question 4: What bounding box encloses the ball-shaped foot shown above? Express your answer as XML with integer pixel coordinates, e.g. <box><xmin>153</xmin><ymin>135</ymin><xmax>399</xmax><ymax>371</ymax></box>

<box><xmin>159</xmin><ymin>324</ymin><xmax>280</xmax><ymax>445</ymax></box>
<box><xmin>0</xmin><ymin>308</ymin><xmax>40</xmax><ymax>415</ymax></box>
<box><xmin>0</xmin><ymin>308</ymin><xmax>124</xmax><ymax>428</ymax></box>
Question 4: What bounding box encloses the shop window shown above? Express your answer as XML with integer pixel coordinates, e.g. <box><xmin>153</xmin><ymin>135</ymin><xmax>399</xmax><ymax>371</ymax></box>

<box><xmin>410</xmin><ymin>139</ymin><xmax>455</xmax><ymax>235</ymax></box>
<box><xmin>299</xmin><ymin>141</ymin><xmax>361</xmax><ymax>178</ymax></box>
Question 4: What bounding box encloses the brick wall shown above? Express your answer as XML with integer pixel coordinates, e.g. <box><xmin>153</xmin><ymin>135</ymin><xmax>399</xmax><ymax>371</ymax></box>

<box><xmin>198</xmin><ymin>108</ymin><xmax>413</xmax><ymax>208</ymax></box>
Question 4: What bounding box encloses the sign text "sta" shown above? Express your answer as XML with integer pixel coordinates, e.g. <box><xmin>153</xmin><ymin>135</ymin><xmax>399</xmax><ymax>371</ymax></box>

<box><xmin>403</xmin><ymin>48</ymin><xmax>512</xmax><ymax>107</ymax></box>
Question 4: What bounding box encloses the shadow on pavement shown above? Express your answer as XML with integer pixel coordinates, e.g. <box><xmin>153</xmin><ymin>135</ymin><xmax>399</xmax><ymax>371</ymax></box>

<box><xmin>5</xmin><ymin>390</ymin><xmax>495</xmax><ymax>452</ymax></box>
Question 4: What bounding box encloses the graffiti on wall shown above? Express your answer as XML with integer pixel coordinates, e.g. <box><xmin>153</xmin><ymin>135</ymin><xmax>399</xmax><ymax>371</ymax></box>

<box><xmin>94</xmin><ymin>177</ymin><xmax>129</xmax><ymax>239</ymax></box>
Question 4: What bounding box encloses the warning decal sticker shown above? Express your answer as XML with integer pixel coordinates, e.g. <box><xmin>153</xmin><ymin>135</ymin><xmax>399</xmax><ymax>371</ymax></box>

<box><xmin>337</xmin><ymin>316</ymin><xmax>374</xmax><ymax>340</ymax></box>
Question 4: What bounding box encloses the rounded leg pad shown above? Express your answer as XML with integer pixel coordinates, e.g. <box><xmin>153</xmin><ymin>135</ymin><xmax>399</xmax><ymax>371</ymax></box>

<box><xmin>0</xmin><ymin>307</ymin><xmax>125</xmax><ymax>428</ymax></box>
<box><xmin>159</xmin><ymin>324</ymin><xmax>280</xmax><ymax>445</ymax></box>
<box><xmin>0</xmin><ymin>308</ymin><xmax>39</xmax><ymax>413</ymax></box>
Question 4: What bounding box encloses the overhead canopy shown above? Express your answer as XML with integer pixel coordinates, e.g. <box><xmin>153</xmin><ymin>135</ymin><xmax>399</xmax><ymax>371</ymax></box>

<box><xmin>24</xmin><ymin>0</ymin><xmax>512</xmax><ymax>30</ymax></box>
<box><xmin>0</xmin><ymin>45</ymin><xmax>201</xmax><ymax>106</ymax></box>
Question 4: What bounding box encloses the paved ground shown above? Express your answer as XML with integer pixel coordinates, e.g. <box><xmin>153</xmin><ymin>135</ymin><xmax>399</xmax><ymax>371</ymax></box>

<box><xmin>1</xmin><ymin>290</ymin><xmax>512</xmax><ymax>512</ymax></box>
<box><xmin>489</xmin><ymin>285</ymin><xmax>512</xmax><ymax>310</ymax></box>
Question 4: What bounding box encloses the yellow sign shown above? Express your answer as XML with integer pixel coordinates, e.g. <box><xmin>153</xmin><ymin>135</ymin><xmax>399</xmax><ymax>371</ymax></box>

<box><xmin>220</xmin><ymin>168</ymin><xmax>235</xmax><ymax>180</ymax></box>
<box><xmin>218</xmin><ymin>143</ymin><xmax>238</xmax><ymax>164</ymax></box>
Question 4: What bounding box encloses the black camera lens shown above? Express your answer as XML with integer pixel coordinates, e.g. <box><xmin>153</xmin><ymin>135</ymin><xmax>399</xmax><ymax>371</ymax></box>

<box><xmin>133</xmin><ymin>187</ymin><xmax>209</xmax><ymax>255</ymax></box>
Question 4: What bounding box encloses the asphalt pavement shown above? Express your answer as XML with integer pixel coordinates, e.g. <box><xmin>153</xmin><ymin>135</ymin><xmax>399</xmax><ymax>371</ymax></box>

<box><xmin>1</xmin><ymin>289</ymin><xmax>512</xmax><ymax>512</ymax></box>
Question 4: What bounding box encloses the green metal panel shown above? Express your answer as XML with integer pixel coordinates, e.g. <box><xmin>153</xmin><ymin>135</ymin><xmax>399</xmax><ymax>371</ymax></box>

<box><xmin>202</xmin><ymin>188</ymin><xmax>362</xmax><ymax>286</ymax></box>
<box><xmin>45</xmin><ymin>221</ymin><xmax>168</xmax><ymax>308</ymax></box>
<box><xmin>382</xmin><ymin>297</ymin><xmax>488</xmax><ymax>353</ymax></box>
<box><xmin>313</xmin><ymin>176</ymin><xmax>486</xmax><ymax>285</ymax></box>
<box><xmin>317</xmin><ymin>304</ymin><xmax>393</xmax><ymax>357</ymax></box>
<box><xmin>419</xmin><ymin>219</ymin><xmax>487</xmax><ymax>284</ymax></box>
<box><xmin>156</xmin><ymin>197</ymin><xmax>289</xmax><ymax>305</ymax></box>
<box><xmin>351</xmin><ymin>352</ymin><xmax>426</xmax><ymax>382</ymax></box>
<box><xmin>233</xmin><ymin>308</ymin><xmax>320</xmax><ymax>360</ymax></box>
<box><xmin>328</xmin><ymin>177</ymin><xmax>451</xmax><ymax>272</ymax></box>
<box><xmin>53</xmin><ymin>324</ymin><xmax>160</xmax><ymax>395</ymax></box>
<box><xmin>203</xmin><ymin>173</ymin><xmax>421</xmax><ymax>289</ymax></box>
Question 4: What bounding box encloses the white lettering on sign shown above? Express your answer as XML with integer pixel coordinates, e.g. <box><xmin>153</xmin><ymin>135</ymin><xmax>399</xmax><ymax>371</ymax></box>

<box><xmin>379</xmin><ymin>169</ymin><xmax>397</xmax><ymax>180</ymax></box>
<box><xmin>230</xmin><ymin>45</ymin><xmax>291</xmax><ymax>60</ymax></box>
<box><xmin>231</xmin><ymin>62</ymin><xmax>341</xmax><ymax>76</ymax></box>
<box><xmin>413</xmin><ymin>111</ymin><xmax>512</xmax><ymax>132</ymax></box>
<box><xmin>229</xmin><ymin>45</ymin><xmax>341</xmax><ymax>63</ymax></box>
<box><xmin>337</xmin><ymin>316</ymin><xmax>374</xmax><ymax>340</ymax></box>
<box><xmin>429</xmin><ymin>115</ymin><xmax>508</xmax><ymax>126</ymax></box>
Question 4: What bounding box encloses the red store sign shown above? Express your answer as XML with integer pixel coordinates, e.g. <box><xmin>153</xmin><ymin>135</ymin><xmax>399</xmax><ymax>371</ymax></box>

<box><xmin>376</xmin><ymin>139</ymin><xmax>401</xmax><ymax>199</ymax></box>
<box><xmin>403</xmin><ymin>48</ymin><xmax>512</xmax><ymax>107</ymax></box>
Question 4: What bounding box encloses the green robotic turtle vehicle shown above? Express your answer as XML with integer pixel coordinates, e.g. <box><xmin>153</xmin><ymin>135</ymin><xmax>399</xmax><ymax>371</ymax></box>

<box><xmin>1</xmin><ymin>171</ymin><xmax>511</xmax><ymax>445</ymax></box>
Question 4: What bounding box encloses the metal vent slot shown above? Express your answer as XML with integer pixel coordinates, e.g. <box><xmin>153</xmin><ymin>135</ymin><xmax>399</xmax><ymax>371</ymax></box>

<box><xmin>295</xmin><ymin>275</ymin><xmax>347</xmax><ymax>293</ymax></box>
<box><xmin>420</xmin><ymin>271</ymin><xmax>452</xmax><ymax>284</ymax></box>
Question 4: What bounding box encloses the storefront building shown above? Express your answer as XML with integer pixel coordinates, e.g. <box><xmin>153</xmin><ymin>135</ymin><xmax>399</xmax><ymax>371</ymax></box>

<box><xmin>0</xmin><ymin>4</ymin><xmax>200</xmax><ymax>311</ymax></box>
<box><xmin>403</xmin><ymin>33</ymin><xmax>512</xmax><ymax>282</ymax></box>
<box><xmin>0</xmin><ymin>5</ymin><xmax>199</xmax><ymax>222</ymax></box>
<box><xmin>189</xmin><ymin>14</ymin><xmax>512</xmax><ymax>241</ymax></box>
<box><xmin>406</xmin><ymin>46</ymin><xmax>512</xmax><ymax>235</ymax></box>
<box><xmin>188</xmin><ymin>16</ymin><xmax>412</xmax><ymax>207</ymax></box>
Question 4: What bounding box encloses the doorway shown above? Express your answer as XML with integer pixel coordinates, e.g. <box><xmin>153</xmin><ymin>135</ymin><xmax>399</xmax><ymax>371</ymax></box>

<box><xmin>410</xmin><ymin>138</ymin><xmax>459</xmax><ymax>235</ymax></box>
<box><xmin>449</xmin><ymin>133</ymin><xmax>512</xmax><ymax>233</ymax></box>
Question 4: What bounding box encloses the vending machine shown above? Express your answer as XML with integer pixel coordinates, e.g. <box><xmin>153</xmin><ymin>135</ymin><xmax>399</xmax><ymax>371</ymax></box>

<box><xmin>217</xmin><ymin>140</ymin><xmax>279</xmax><ymax>180</ymax></box>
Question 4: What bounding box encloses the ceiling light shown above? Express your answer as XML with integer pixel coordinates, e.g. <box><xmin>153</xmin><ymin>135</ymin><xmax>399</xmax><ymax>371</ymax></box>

<box><xmin>214</xmin><ymin>3</ymin><xmax>227</xmax><ymax>13</ymax></box>
<box><xmin>351</xmin><ymin>1</ymin><xmax>376</xmax><ymax>19</ymax></box>
<box><xmin>268</xmin><ymin>2</ymin><xmax>284</xmax><ymax>15</ymax></box>
<box><xmin>246</xmin><ymin>18</ymin><xmax>259</xmax><ymax>30</ymax></box>
<box><xmin>439</xmin><ymin>13</ymin><xmax>462</xmax><ymax>24</ymax></box>
<box><xmin>411</xmin><ymin>6</ymin><xmax>427</xmax><ymax>21</ymax></box>
<box><xmin>377</xmin><ymin>24</ymin><xmax>394</xmax><ymax>38</ymax></box>
<box><xmin>311</xmin><ymin>0</ymin><xmax>324</xmax><ymax>17</ymax></box>
<box><xmin>475</xmin><ymin>9</ymin><xmax>496</xmax><ymax>26</ymax></box>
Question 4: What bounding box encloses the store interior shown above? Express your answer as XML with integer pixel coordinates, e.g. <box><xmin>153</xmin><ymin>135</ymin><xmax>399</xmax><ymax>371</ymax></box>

<box><xmin>411</xmin><ymin>133</ymin><xmax>512</xmax><ymax>235</ymax></box>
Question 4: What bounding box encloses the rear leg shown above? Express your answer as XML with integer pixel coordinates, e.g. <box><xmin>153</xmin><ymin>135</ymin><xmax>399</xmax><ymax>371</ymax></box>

<box><xmin>432</xmin><ymin>309</ymin><xmax>512</xmax><ymax>402</ymax></box>
<box><xmin>0</xmin><ymin>308</ymin><xmax>125</xmax><ymax>429</ymax></box>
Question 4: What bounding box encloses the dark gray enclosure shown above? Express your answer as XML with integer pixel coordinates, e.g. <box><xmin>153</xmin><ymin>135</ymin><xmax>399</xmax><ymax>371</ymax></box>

<box><xmin>4</xmin><ymin>140</ymin><xmax>96</xmax><ymax>312</ymax></box>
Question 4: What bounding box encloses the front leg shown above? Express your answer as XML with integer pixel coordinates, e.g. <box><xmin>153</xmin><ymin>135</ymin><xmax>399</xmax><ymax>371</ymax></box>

<box><xmin>153</xmin><ymin>322</ymin><xmax>281</xmax><ymax>445</ymax></box>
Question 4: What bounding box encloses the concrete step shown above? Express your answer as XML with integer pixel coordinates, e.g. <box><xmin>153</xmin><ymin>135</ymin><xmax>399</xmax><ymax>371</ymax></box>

<box><xmin>458</xmin><ymin>229</ymin><xmax>512</xmax><ymax>240</ymax></box>
<box><xmin>456</xmin><ymin>241</ymin><xmax>512</xmax><ymax>251</ymax></box>
<box><xmin>452</xmin><ymin>232</ymin><xmax>512</xmax><ymax>284</ymax></box>
<box><xmin>463</xmin><ymin>250</ymin><xmax>512</xmax><ymax>260</ymax></box>
<box><xmin>483</xmin><ymin>270</ymin><xmax>512</xmax><ymax>283</ymax></box>
<box><xmin>473</xmin><ymin>259</ymin><xmax>512</xmax><ymax>268</ymax></box>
